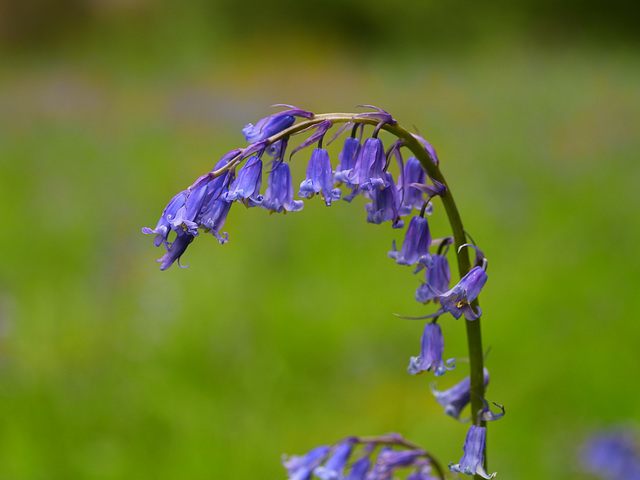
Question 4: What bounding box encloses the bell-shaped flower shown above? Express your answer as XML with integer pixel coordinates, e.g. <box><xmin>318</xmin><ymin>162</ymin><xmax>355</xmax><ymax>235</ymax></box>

<box><xmin>398</xmin><ymin>157</ymin><xmax>427</xmax><ymax>216</ymax></box>
<box><xmin>407</xmin><ymin>466</ymin><xmax>438</xmax><ymax>480</ymax></box>
<box><xmin>346</xmin><ymin>137</ymin><xmax>389</xmax><ymax>191</ymax></box>
<box><xmin>365</xmin><ymin>172</ymin><xmax>403</xmax><ymax>228</ymax></box>
<box><xmin>224</xmin><ymin>156</ymin><xmax>264</xmax><ymax>206</ymax></box>
<box><xmin>345</xmin><ymin>452</ymin><xmax>372</xmax><ymax>480</ymax></box>
<box><xmin>299</xmin><ymin>148</ymin><xmax>341</xmax><ymax>206</ymax></box>
<box><xmin>156</xmin><ymin>231</ymin><xmax>195</xmax><ymax>271</ymax></box>
<box><xmin>431</xmin><ymin>368</ymin><xmax>490</xmax><ymax>420</ymax></box>
<box><xmin>142</xmin><ymin>190</ymin><xmax>187</xmax><ymax>248</ymax></box>
<box><xmin>439</xmin><ymin>266</ymin><xmax>487</xmax><ymax>320</ymax></box>
<box><xmin>449</xmin><ymin>425</ymin><xmax>496</xmax><ymax>479</ymax></box>
<box><xmin>314</xmin><ymin>439</ymin><xmax>355</xmax><ymax>480</ymax></box>
<box><xmin>283</xmin><ymin>445</ymin><xmax>331</xmax><ymax>480</ymax></box>
<box><xmin>369</xmin><ymin>448</ymin><xmax>426</xmax><ymax>480</ymax></box>
<box><xmin>242</xmin><ymin>106</ymin><xmax>312</xmax><ymax>143</ymax></box>
<box><xmin>415</xmin><ymin>254</ymin><xmax>451</xmax><ymax>303</ymax></box>
<box><xmin>388</xmin><ymin>215</ymin><xmax>432</xmax><ymax>267</ymax></box>
<box><xmin>262</xmin><ymin>161</ymin><xmax>304</xmax><ymax>213</ymax></box>
<box><xmin>407</xmin><ymin>323</ymin><xmax>455</xmax><ymax>376</ymax></box>
<box><xmin>334</xmin><ymin>136</ymin><xmax>361</xmax><ymax>188</ymax></box>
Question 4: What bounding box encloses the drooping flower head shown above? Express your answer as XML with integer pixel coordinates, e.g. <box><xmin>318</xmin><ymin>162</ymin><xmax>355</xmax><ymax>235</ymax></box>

<box><xmin>369</xmin><ymin>448</ymin><xmax>427</xmax><ymax>480</ymax></box>
<box><xmin>224</xmin><ymin>155</ymin><xmax>264</xmax><ymax>207</ymax></box>
<box><xmin>299</xmin><ymin>148</ymin><xmax>342</xmax><ymax>205</ymax></box>
<box><xmin>365</xmin><ymin>172</ymin><xmax>403</xmax><ymax>228</ymax></box>
<box><xmin>431</xmin><ymin>368</ymin><xmax>490</xmax><ymax>420</ymax></box>
<box><xmin>156</xmin><ymin>230</ymin><xmax>194</xmax><ymax>271</ymax></box>
<box><xmin>407</xmin><ymin>322</ymin><xmax>455</xmax><ymax>376</ymax></box>
<box><xmin>282</xmin><ymin>445</ymin><xmax>331</xmax><ymax>480</ymax></box>
<box><xmin>334</xmin><ymin>134</ymin><xmax>362</xmax><ymax>189</ymax></box>
<box><xmin>263</xmin><ymin>160</ymin><xmax>304</xmax><ymax>213</ymax></box>
<box><xmin>142</xmin><ymin>190</ymin><xmax>187</xmax><ymax>248</ymax></box>
<box><xmin>398</xmin><ymin>156</ymin><xmax>428</xmax><ymax>216</ymax></box>
<box><xmin>346</xmin><ymin>137</ymin><xmax>389</xmax><ymax>191</ymax></box>
<box><xmin>439</xmin><ymin>266</ymin><xmax>487</xmax><ymax>320</ymax></box>
<box><xmin>415</xmin><ymin>253</ymin><xmax>451</xmax><ymax>303</ymax></box>
<box><xmin>449</xmin><ymin>425</ymin><xmax>496</xmax><ymax>479</ymax></box>
<box><xmin>388</xmin><ymin>215</ymin><xmax>432</xmax><ymax>267</ymax></box>
<box><xmin>242</xmin><ymin>106</ymin><xmax>313</xmax><ymax>143</ymax></box>
<box><xmin>314</xmin><ymin>439</ymin><xmax>356</xmax><ymax>480</ymax></box>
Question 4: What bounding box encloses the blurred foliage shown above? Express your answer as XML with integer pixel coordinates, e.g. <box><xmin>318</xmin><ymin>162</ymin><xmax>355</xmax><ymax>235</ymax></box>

<box><xmin>0</xmin><ymin>1</ymin><xmax>639</xmax><ymax>480</ymax></box>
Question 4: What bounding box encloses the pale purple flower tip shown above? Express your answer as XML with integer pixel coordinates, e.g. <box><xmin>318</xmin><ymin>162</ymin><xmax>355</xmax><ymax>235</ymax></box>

<box><xmin>388</xmin><ymin>215</ymin><xmax>432</xmax><ymax>267</ymax></box>
<box><xmin>349</xmin><ymin>137</ymin><xmax>389</xmax><ymax>191</ymax></box>
<box><xmin>224</xmin><ymin>156</ymin><xmax>264</xmax><ymax>206</ymax></box>
<box><xmin>283</xmin><ymin>445</ymin><xmax>331</xmax><ymax>480</ymax></box>
<box><xmin>156</xmin><ymin>232</ymin><xmax>194</xmax><ymax>271</ymax></box>
<box><xmin>314</xmin><ymin>440</ymin><xmax>355</xmax><ymax>480</ymax></box>
<box><xmin>449</xmin><ymin>425</ymin><xmax>496</xmax><ymax>479</ymax></box>
<box><xmin>365</xmin><ymin>172</ymin><xmax>403</xmax><ymax>228</ymax></box>
<box><xmin>407</xmin><ymin>323</ymin><xmax>455</xmax><ymax>376</ymax></box>
<box><xmin>262</xmin><ymin>161</ymin><xmax>304</xmax><ymax>213</ymax></box>
<box><xmin>334</xmin><ymin>136</ymin><xmax>361</xmax><ymax>188</ymax></box>
<box><xmin>398</xmin><ymin>157</ymin><xmax>427</xmax><ymax>216</ymax></box>
<box><xmin>431</xmin><ymin>368</ymin><xmax>490</xmax><ymax>420</ymax></box>
<box><xmin>415</xmin><ymin>254</ymin><xmax>451</xmax><ymax>303</ymax></box>
<box><xmin>299</xmin><ymin>148</ymin><xmax>341</xmax><ymax>206</ymax></box>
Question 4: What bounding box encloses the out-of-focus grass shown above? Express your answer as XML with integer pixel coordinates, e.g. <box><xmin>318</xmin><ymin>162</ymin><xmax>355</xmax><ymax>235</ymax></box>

<box><xmin>0</xmin><ymin>39</ymin><xmax>639</xmax><ymax>480</ymax></box>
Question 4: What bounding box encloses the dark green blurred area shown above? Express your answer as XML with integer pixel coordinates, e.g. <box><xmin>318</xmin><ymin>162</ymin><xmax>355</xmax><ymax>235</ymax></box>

<box><xmin>1</xmin><ymin>1</ymin><xmax>639</xmax><ymax>479</ymax></box>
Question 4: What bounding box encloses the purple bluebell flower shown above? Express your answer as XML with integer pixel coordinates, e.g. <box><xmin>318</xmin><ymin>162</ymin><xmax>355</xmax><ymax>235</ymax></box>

<box><xmin>415</xmin><ymin>253</ymin><xmax>451</xmax><ymax>303</ymax></box>
<box><xmin>365</xmin><ymin>172</ymin><xmax>403</xmax><ymax>228</ymax></box>
<box><xmin>439</xmin><ymin>266</ymin><xmax>487</xmax><ymax>320</ymax></box>
<box><xmin>449</xmin><ymin>425</ymin><xmax>496</xmax><ymax>479</ymax></box>
<box><xmin>314</xmin><ymin>439</ymin><xmax>355</xmax><ymax>480</ymax></box>
<box><xmin>431</xmin><ymin>368</ymin><xmax>490</xmax><ymax>420</ymax></box>
<box><xmin>334</xmin><ymin>136</ymin><xmax>361</xmax><ymax>188</ymax></box>
<box><xmin>299</xmin><ymin>148</ymin><xmax>341</xmax><ymax>206</ymax></box>
<box><xmin>369</xmin><ymin>448</ymin><xmax>426</xmax><ymax>480</ymax></box>
<box><xmin>242</xmin><ymin>106</ymin><xmax>312</xmax><ymax>143</ymax></box>
<box><xmin>388</xmin><ymin>215</ymin><xmax>432</xmax><ymax>267</ymax></box>
<box><xmin>346</xmin><ymin>137</ymin><xmax>389</xmax><ymax>191</ymax></box>
<box><xmin>407</xmin><ymin>323</ymin><xmax>455</xmax><ymax>376</ymax></box>
<box><xmin>199</xmin><ymin>182</ymin><xmax>232</xmax><ymax>244</ymax></box>
<box><xmin>345</xmin><ymin>451</ymin><xmax>372</xmax><ymax>480</ymax></box>
<box><xmin>156</xmin><ymin>231</ymin><xmax>194</xmax><ymax>271</ymax></box>
<box><xmin>398</xmin><ymin>157</ymin><xmax>427</xmax><ymax>216</ymax></box>
<box><xmin>581</xmin><ymin>431</ymin><xmax>640</xmax><ymax>480</ymax></box>
<box><xmin>224</xmin><ymin>156</ymin><xmax>264</xmax><ymax>206</ymax></box>
<box><xmin>282</xmin><ymin>445</ymin><xmax>331</xmax><ymax>480</ymax></box>
<box><xmin>262</xmin><ymin>161</ymin><xmax>304</xmax><ymax>213</ymax></box>
<box><xmin>142</xmin><ymin>190</ymin><xmax>188</xmax><ymax>248</ymax></box>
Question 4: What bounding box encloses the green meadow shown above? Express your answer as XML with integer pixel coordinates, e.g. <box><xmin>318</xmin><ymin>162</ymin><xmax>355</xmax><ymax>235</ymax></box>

<box><xmin>1</xmin><ymin>6</ymin><xmax>639</xmax><ymax>479</ymax></box>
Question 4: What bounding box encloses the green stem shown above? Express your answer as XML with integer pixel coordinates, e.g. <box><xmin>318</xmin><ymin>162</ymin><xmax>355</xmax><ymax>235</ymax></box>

<box><xmin>219</xmin><ymin>112</ymin><xmax>488</xmax><ymax>475</ymax></box>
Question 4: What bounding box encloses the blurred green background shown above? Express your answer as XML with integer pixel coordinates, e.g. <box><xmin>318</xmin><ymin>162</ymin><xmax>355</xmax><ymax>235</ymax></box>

<box><xmin>1</xmin><ymin>1</ymin><xmax>639</xmax><ymax>479</ymax></box>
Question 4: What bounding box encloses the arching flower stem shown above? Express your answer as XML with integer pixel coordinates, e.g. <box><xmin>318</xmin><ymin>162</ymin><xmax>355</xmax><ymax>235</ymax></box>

<box><xmin>211</xmin><ymin>113</ymin><xmax>487</xmax><ymax>467</ymax></box>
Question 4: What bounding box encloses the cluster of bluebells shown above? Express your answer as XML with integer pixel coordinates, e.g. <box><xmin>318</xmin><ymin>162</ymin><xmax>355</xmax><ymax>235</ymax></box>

<box><xmin>282</xmin><ymin>434</ymin><xmax>440</xmax><ymax>480</ymax></box>
<box><xmin>581</xmin><ymin>430</ymin><xmax>640</xmax><ymax>480</ymax></box>
<box><xmin>143</xmin><ymin>106</ymin><xmax>500</xmax><ymax>478</ymax></box>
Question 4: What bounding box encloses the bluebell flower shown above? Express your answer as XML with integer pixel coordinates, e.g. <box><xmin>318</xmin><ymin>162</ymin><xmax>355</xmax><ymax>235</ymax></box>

<box><xmin>365</xmin><ymin>172</ymin><xmax>403</xmax><ymax>228</ymax></box>
<box><xmin>369</xmin><ymin>448</ymin><xmax>426</xmax><ymax>480</ymax></box>
<box><xmin>407</xmin><ymin>323</ymin><xmax>455</xmax><ymax>376</ymax></box>
<box><xmin>224</xmin><ymin>156</ymin><xmax>264</xmax><ymax>206</ymax></box>
<box><xmin>449</xmin><ymin>425</ymin><xmax>496</xmax><ymax>479</ymax></box>
<box><xmin>439</xmin><ymin>266</ymin><xmax>487</xmax><ymax>320</ymax></box>
<box><xmin>431</xmin><ymin>368</ymin><xmax>490</xmax><ymax>420</ymax></box>
<box><xmin>398</xmin><ymin>157</ymin><xmax>427</xmax><ymax>216</ymax></box>
<box><xmin>415</xmin><ymin>254</ymin><xmax>451</xmax><ymax>303</ymax></box>
<box><xmin>198</xmin><ymin>180</ymin><xmax>232</xmax><ymax>244</ymax></box>
<box><xmin>346</xmin><ymin>137</ymin><xmax>389</xmax><ymax>191</ymax></box>
<box><xmin>581</xmin><ymin>430</ymin><xmax>640</xmax><ymax>480</ymax></box>
<box><xmin>262</xmin><ymin>161</ymin><xmax>304</xmax><ymax>213</ymax></box>
<box><xmin>282</xmin><ymin>445</ymin><xmax>331</xmax><ymax>480</ymax></box>
<box><xmin>345</xmin><ymin>451</ymin><xmax>372</xmax><ymax>480</ymax></box>
<box><xmin>142</xmin><ymin>190</ymin><xmax>188</xmax><ymax>248</ymax></box>
<box><xmin>334</xmin><ymin>136</ymin><xmax>362</xmax><ymax>188</ymax></box>
<box><xmin>156</xmin><ymin>230</ymin><xmax>195</xmax><ymax>271</ymax></box>
<box><xmin>242</xmin><ymin>106</ymin><xmax>313</xmax><ymax>143</ymax></box>
<box><xmin>388</xmin><ymin>215</ymin><xmax>432</xmax><ymax>267</ymax></box>
<box><xmin>314</xmin><ymin>439</ymin><xmax>355</xmax><ymax>480</ymax></box>
<box><xmin>299</xmin><ymin>148</ymin><xmax>341</xmax><ymax>206</ymax></box>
